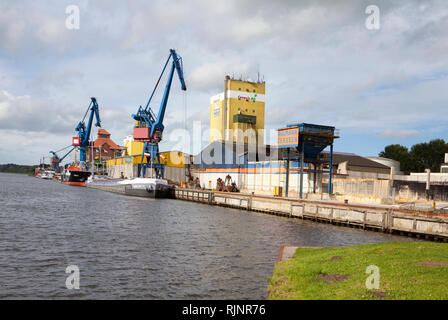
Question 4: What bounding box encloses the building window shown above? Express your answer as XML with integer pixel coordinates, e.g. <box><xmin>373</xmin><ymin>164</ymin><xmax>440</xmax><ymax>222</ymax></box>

<box><xmin>253</xmin><ymin>109</ymin><xmax>255</xmax><ymax>113</ymax></box>
<box><xmin>253</xmin><ymin>90</ymin><xmax>256</xmax><ymax>92</ymax></box>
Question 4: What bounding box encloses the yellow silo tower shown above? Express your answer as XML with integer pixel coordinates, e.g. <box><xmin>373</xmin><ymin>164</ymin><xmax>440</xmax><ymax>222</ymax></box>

<box><xmin>209</xmin><ymin>75</ymin><xmax>265</xmax><ymax>145</ymax></box>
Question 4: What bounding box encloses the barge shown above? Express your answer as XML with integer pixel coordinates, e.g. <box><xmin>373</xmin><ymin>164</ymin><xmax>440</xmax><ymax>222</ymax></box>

<box><xmin>86</xmin><ymin>177</ymin><xmax>175</xmax><ymax>198</ymax></box>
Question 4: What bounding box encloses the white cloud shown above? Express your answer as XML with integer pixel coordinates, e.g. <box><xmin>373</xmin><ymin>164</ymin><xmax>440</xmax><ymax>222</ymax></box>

<box><xmin>188</xmin><ymin>59</ymin><xmax>256</xmax><ymax>92</ymax></box>
<box><xmin>381</xmin><ymin>129</ymin><xmax>422</xmax><ymax>139</ymax></box>
<box><xmin>0</xmin><ymin>90</ymin><xmax>77</xmax><ymax>134</ymax></box>
<box><xmin>1</xmin><ymin>0</ymin><xmax>448</xmax><ymax>163</ymax></box>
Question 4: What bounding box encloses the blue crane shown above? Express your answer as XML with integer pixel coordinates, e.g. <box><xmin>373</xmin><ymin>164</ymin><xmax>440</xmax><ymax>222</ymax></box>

<box><xmin>132</xmin><ymin>49</ymin><xmax>186</xmax><ymax>178</ymax></box>
<box><xmin>49</xmin><ymin>145</ymin><xmax>75</xmax><ymax>172</ymax></box>
<box><xmin>73</xmin><ymin>97</ymin><xmax>101</xmax><ymax>170</ymax></box>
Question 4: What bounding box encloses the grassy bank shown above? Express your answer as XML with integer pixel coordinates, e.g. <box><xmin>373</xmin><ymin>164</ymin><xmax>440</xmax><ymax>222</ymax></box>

<box><xmin>267</xmin><ymin>242</ymin><xmax>448</xmax><ymax>300</ymax></box>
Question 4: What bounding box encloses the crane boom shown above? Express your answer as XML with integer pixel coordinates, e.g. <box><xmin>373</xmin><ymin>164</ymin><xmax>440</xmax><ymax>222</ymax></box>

<box><xmin>74</xmin><ymin>97</ymin><xmax>101</xmax><ymax>170</ymax></box>
<box><xmin>49</xmin><ymin>146</ymin><xmax>75</xmax><ymax>172</ymax></box>
<box><xmin>154</xmin><ymin>49</ymin><xmax>186</xmax><ymax>135</ymax></box>
<box><xmin>131</xmin><ymin>49</ymin><xmax>186</xmax><ymax>178</ymax></box>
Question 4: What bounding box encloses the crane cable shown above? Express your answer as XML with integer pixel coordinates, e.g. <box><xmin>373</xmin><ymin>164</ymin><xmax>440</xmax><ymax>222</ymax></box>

<box><xmin>145</xmin><ymin>53</ymin><xmax>171</xmax><ymax>112</ymax></box>
<box><xmin>54</xmin><ymin>144</ymin><xmax>73</xmax><ymax>154</ymax></box>
<box><xmin>183</xmin><ymin>88</ymin><xmax>187</xmax><ymax>153</ymax></box>
<box><xmin>81</xmin><ymin>100</ymin><xmax>93</xmax><ymax>123</ymax></box>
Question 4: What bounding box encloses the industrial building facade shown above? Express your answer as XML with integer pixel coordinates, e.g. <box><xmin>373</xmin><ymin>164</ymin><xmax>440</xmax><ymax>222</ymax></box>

<box><xmin>193</xmin><ymin>140</ymin><xmax>316</xmax><ymax>196</ymax></box>
<box><xmin>209</xmin><ymin>76</ymin><xmax>265</xmax><ymax>145</ymax></box>
<box><xmin>105</xmin><ymin>135</ymin><xmax>188</xmax><ymax>182</ymax></box>
<box><xmin>86</xmin><ymin>129</ymin><xmax>122</xmax><ymax>163</ymax></box>
<box><xmin>191</xmin><ymin>140</ymin><xmax>393</xmax><ymax>197</ymax></box>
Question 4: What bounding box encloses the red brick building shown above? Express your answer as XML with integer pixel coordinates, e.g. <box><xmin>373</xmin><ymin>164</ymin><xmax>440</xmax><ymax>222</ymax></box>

<box><xmin>87</xmin><ymin>129</ymin><xmax>122</xmax><ymax>163</ymax></box>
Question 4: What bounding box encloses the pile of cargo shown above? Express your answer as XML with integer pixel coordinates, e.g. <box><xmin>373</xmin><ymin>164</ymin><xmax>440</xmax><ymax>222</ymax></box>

<box><xmin>216</xmin><ymin>176</ymin><xmax>239</xmax><ymax>193</ymax></box>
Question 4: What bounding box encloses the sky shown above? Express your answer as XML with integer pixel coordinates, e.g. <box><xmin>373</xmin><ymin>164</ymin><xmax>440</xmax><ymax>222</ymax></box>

<box><xmin>0</xmin><ymin>0</ymin><xmax>447</xmax><ymax>165</ymax></box>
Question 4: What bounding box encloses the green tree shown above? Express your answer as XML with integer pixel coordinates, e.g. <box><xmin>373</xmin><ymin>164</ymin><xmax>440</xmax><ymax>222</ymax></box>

<box><xmin>379</xmin><ymin>144</ymin><xmax>414</xmax><ymax>174</ymax></box>
<box><xmin>379</xmin><ymin>139</ymin><xmax>448</xmax><ymax>174</ymax></box>
<box><xmin>410</xmin><ymin>139</ymin><xmax>448</xmax><ymax>173</ymax></box>
<box><xmin>0</xmin><ymin>163</ymin><xmax>37</xmax><ymax>174</ymax></box>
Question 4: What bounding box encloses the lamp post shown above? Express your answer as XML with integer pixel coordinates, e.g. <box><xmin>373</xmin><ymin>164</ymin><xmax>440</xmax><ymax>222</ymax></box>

<box><xmin>91</xmin><ymin>140</ymin><xmax>94</xmax><ymax>177</ymax></box>
<box><xmin>99</xmin><ymin>145</ymin><xmax>102</xmax><ymax>174</ymax></box>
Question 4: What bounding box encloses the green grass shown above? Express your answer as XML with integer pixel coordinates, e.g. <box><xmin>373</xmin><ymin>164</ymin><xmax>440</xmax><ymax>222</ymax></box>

<box><xmin>267</xmin><ymin>242</ymin><xmax>448</xmax><ymax>300</ymax></box>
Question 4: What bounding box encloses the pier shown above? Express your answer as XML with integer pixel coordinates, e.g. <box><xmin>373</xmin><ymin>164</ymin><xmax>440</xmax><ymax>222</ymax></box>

<box><xmin>174</xmin><ymin>188</ymin><xmax>448</xmax><ymax>241</ymax></box>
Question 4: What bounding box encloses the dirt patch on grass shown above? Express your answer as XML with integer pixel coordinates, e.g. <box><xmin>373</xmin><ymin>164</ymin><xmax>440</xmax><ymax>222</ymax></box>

<box><xmin>317</xmin><ymin>273</ymin><xmax>350</xmax><ymax>283</ymax></box>
<box><xmin>321</xmin><ymin>256</ymin><xmax>343</xmax><ymax>263</ymax></box>
<box><xmin>367</xmin><ymin>291</ymin><xmax>387</xmax><ymax>298</ymax></box>
<box><xmin>416</xmin><ymin>261</ymin><xmax>448</xmax><ymax>267</ymax></box>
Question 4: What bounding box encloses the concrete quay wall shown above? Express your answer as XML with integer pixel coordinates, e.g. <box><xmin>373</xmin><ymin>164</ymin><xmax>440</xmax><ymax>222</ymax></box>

<box><xmin>174</xmin><ymin>188</ymin><xmax>448</xmax><ymax>241</ymax></box>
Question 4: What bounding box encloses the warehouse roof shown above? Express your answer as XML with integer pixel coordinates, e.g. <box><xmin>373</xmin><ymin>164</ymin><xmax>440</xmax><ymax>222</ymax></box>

<box><xmin>320</xmin><ymin>151</ymin><xmax>390</xmax><ymax>169</ymax></box>
<box><xmin>93</xmin><ymin>128</ymin><xmax>122</xmax><ymax>150</ymax></box>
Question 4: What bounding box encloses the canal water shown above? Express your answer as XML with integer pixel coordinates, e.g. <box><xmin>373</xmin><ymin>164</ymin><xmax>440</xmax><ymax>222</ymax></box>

<box><xmin>0</xmin><ymin>173</ymin><xmax>410</xmax><ymax>299</ymax></box>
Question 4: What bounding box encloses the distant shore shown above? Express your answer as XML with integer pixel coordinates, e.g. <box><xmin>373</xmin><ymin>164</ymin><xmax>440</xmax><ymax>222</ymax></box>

<box><xmin>0</xmin><ymin>163</ymin><xmax>37</xmax><ymax>175</ymax></box>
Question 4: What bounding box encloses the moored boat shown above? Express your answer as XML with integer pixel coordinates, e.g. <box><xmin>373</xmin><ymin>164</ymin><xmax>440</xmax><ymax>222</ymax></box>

<box><xmin>86</xmin><ymin>177</ymin><xmax>174</xmax><ymax>198</ymax></box>
<box><xmin>61</xmin><ymin>166</ymin><xmax>91</xmax><ymax>186</ymax></box>
<box><xmin>41</xmin><ymin>170</ymin><xmax>55</xmax><ymax>180</ymax></box>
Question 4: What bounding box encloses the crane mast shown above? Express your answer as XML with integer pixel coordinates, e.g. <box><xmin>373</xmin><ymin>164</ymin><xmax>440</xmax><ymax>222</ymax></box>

<box><xmin>73</xmin><ymin>97</ymin><xmax>101</xmax><ymax>170</ymax></box>
<box><xmin>132</xmin><ymin>49</ymin><xmax>186</xmax><ymax>178</ymax></box>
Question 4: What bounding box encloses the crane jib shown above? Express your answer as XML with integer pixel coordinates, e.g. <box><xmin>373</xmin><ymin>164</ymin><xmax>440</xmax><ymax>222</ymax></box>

<box><xmin>73</xmin><ymin>97</ymin><xmax>102</xmax><ymax>170</ymax></box>
<box><xmin>132</xmin><ymin>49</ymin><xmax>187</xmax><ymax>178</ymax></box>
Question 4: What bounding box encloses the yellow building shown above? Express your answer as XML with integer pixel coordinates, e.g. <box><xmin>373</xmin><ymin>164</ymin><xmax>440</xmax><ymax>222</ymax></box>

<box><xmin>112</xmin><ymin>136</ymin><xmax>186</xmax><ymax>168</ymax></box>
<box><xmin>105</xmin><ymin>150</ymin><xmax>187</xmax><ymax>168</ymax></box>
<box><xmin>123</xmin><ymin>135</ymin><xmax>144</xmax><ymax>156</ymax></box>
<box><xmin>209</xmin><ymin>76</ymin><xmax>265</xmax><ymax>145</ymax></box>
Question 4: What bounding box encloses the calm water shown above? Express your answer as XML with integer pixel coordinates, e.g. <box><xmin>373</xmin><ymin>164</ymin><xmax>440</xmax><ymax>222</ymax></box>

<box><xmin>0</xmin><ymin>173</ymin><xmax>410</xmax><ymax>299</ymax></box>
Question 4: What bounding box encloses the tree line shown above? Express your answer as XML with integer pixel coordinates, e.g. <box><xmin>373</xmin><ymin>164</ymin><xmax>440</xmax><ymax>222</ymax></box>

<box><xmin>379</xmin><ymin>139</ymin><xmax>448</xmax><ymax>175</ymax></box>
<box><xmin>0</xmin><ymin>164</ymin><xmax>38</xmax><ymax>175</ymax></box>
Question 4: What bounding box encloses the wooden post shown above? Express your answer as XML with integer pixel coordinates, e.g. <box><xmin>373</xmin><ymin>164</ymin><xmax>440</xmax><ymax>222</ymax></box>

<box><xmin>329</xmin><ymin>144</ymin><xmax>333</xmax><ymax>195</ymax></box>
<box><xmin>300</xmin><ymin>143</ymin><xmax>305</xmax><ymax>199</ymax></box>
<box><xmin>363</xmin><ymin>211</ymin><xmax>367</xmax><ymax>229</ymax></box>
<box><xmin>248</xmin><ymin>193</ymin><xmax>253</xmax><ymax>211</ymax></box>
<box><xmin>285</xmin><ymin>149</ymin><xmax>290</xmax><ymax>198</ymax></box>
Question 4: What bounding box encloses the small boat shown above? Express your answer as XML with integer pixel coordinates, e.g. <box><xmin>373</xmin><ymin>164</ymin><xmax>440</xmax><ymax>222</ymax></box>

<box><xmin>61</xmin><ymin>166</ymin><xmax>91</xmax><ymax>187</ymax></box>
<box><xmin>86</xmin><ymin>177</ymin><xmax>175</xmax><ymax>198</ymax></box>
<box><xmin>41</xmin><ymin>170</ymin><xmax>55</xmax><ymax>180</ymax></box>
<box><xmin>35</xmin><ymin>169</ymin><xmax>55</xmax><ymax>180</ymax></box>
